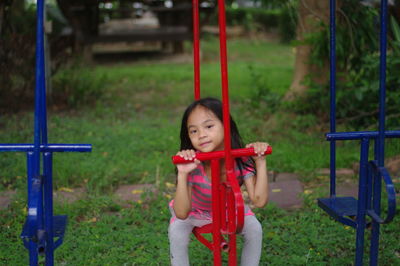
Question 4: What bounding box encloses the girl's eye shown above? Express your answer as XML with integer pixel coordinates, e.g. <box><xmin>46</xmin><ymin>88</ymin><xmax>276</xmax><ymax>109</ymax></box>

<box><xmin>206</xmin><ymin>125</ymin><xmax>214</xmax><ymax>129</ymax></box>
<box><xmin>189</xmin><ymin>130</ymin><xmax>197</xmax><ymax>134</ymax></box>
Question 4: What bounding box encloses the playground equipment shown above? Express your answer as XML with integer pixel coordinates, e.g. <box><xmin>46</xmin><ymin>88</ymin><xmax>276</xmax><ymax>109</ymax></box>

<box><xmin>317</xmin><ymin>0</ymin><xmax>398</xmax><ymax>265</ymax></box>
<box><xmin>0</xmin><ymin>1</ymin><xmax>92</xmax><ymax>265</ymax></box>
<box><xmin>171</xmin><ymin>0</ymin><xmax>272</xmax><ymax>265</ymax></box>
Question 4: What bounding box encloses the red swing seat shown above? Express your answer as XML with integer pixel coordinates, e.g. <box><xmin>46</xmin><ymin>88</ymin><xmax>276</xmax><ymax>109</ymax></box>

<box><xmin>192</xmin><ymin>176</ymin><xmax>244</xmax><ymax>253</ymax></box>
<box><xmin>172</xmin><ymin>147</ymin><xmax>272</xmax><ymax>265</ymax></box>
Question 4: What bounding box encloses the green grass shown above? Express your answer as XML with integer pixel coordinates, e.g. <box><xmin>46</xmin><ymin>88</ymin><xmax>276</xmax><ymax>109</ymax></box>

<box><xmin>0</xmin><ymin>36</ymin><xmax>399</xmax><ymax>265</ymax></box>
<box><xmin>1</xmin><ymin>190</ymin><xmax>399</xmax><ymax>265</ymax></box>
<box><xmin>0</xmin><ymin>38</ymin><xmax>299</xmax><ymax>192</ymax></box>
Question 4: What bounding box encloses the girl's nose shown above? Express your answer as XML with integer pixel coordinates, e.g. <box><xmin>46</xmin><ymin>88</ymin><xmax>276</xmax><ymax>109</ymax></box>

<box><xmin>199</xmin><ymin>129</ymin><xmax>207</xmax><ymax>138</ymax></box>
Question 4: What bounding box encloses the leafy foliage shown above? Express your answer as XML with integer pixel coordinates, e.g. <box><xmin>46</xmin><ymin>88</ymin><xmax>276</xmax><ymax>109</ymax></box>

<box><xmin>0</xmin><ymin>2</ymin><xmax>101</xmax><ymax>112</ymax></box>
<box><xmin>218</xmin><ymin>7</ymin><xmax>280</xmax><ymax>29</ymax></box>
<box><xmin>208</xmin><ymin>3</ymin><xmax>298</xmax><ymax>43</ymax></box>
<box><xmin>0</xmin><ymin>3</ymin><xmax>36</xmax><ymax>112</ymax></box>
<box><xmin>51</xmin><ymin>61</ymin><xmax>108</xmax><ymax>107</ymax></box>
<box><xmin>277</xmin><ymin>0</ymin><xmax>298</xmax><ymax>43</ymax></box>
<box><xmin>248</xmin><ymin>65</ymin><xmax>282</xmax><ymax>114</ymax></box>
<box><xmin>292</xmin><ymin>2</ymin><xmax>400</xmax><ymax>130</ymax></box>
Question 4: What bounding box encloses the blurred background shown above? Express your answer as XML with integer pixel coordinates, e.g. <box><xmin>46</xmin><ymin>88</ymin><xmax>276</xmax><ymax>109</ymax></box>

<box><xmin>0</xmin><ymin>0</ymin><xmax>399</xmax><ymax>264</ymax></box>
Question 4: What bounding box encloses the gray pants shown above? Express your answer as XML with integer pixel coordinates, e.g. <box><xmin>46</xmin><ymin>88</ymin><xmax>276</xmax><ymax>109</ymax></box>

<box><xmin>168</xmin><ymin>215</ymin><xmax>262</xmax><ymax>266</ymax></box>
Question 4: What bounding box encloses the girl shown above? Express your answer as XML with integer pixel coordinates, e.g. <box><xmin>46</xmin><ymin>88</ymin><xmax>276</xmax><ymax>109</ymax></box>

<box><xmin>169</xmin><ymin>97</ymin><xmax>269</xmax><ymax>266</ymax></box>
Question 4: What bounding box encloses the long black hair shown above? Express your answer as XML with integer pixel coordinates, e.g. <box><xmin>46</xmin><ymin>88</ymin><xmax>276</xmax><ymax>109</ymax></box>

<box><xmin>179</xmin><ymin>97</ymin><xmax>255</xmax><ymax>183</ymax></box>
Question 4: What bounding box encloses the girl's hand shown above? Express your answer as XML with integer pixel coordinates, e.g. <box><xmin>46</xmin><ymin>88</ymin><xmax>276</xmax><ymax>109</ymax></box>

<box><xmin>246</xmin><ymin>142</ymin><xmax>270</xmax><ymax>162</ymax></box>
<box><xmin>176</xmin><ymin>149</ymin><xmax>200</xmax><ymax>174</ymax></box>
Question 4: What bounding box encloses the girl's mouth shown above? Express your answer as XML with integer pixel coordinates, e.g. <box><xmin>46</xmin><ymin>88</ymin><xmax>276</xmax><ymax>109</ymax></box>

<box><xmin>200</xmin><ymin>141</ymin><xmax>211</xmax><ymax>147</ymax></box>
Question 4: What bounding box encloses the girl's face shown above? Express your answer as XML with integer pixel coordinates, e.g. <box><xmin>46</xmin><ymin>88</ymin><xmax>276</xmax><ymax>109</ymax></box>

<box><xmin>187</xmin><ymin>106</ymin><xmax>224</xmax><ymax>153</ymax></box>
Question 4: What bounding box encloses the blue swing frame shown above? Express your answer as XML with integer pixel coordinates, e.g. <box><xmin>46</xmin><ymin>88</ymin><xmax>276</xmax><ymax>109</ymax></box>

<box><xmin>0</xmin><ymin>1</ymin><xmax>91</xmax><ymax>265</ymax></box>
<box><xmin>317</xmin><ymin>1</ymin><xmax>398</xmax><ymax>265</ymax></box>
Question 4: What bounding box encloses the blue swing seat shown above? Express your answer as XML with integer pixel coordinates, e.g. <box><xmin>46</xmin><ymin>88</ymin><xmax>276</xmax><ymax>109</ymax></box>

<box><xmin>21</xmin><ymin>215</ymin><xmax>67</xmax><ymax>250</ymax></box>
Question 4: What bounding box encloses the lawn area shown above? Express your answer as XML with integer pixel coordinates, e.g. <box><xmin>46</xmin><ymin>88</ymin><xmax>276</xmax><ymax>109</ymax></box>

<box><xmin>0</xmin><ymin>36</ymin><xmax>399</xmax><ymax>265</ymax></box>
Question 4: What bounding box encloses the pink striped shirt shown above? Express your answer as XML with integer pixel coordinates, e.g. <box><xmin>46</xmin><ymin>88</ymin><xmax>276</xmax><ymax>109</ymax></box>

<box><xmin>170</xmin><ymin>160</ymin><xmax>255</xmax><ymax>221</ymax></box>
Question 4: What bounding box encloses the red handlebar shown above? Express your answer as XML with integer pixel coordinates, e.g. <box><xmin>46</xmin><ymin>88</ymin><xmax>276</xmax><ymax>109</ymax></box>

<box><xmin>172</xmin><ymin>146</ymin><xmax>272</xmax><ymax>164</ymax></box>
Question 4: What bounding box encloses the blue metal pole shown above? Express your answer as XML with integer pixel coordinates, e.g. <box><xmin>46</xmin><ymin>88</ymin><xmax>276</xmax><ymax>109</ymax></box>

<box><xmin>355</xmin><ymin>139</ymin><xmax>370</xmax><ymax>266</ymax></box>
<box><xmin>44</xmin><ymin>152</ymin><xmax>54</xmax><ymax>266</ymax></box>
<box><xmin>366</xmin><ymin>162</ymin><xmax>373</xmax><ymax>211</ymax></box>
<box><xmin>27</xmin><ymin>152</ymin><xmax>38</xmax><ymax>265</ymax></box>
<box><xmin>369</xmin><ymin>140</ymin><xmax>379</xmax><ymax>213</ymax></box>
<box><xmin>39</xmin><ymin>0</ymin><xmax>48</xmax><ymax>145</ymax></box>
<box><xmin>0</xmin><ymin>144</ymin><xmax>92</xmax><ymax>152</ymax></box>
<box><xmin>326</xmin><ymin>130</ymin><xmax>400</xmax><ymax>141</ymax></box>
<box><xmin>370</xmin><ymin>1</ymin><xmax>388</xmax><ymax>264</ymax></box>
<box><xmin>32</xmin><ymin>1</ymin><xmax>46</xmax><ymax>264</ymax></box>
<box><xmin>38</xmin><ymin>1</ymin><xmax>50</xmax><ymax>262</ymax></box>
<box><xmin>1</xmin><ymin>3</ymin><xmax>91</xmax><ymax>263</ymax></box>
<box><xmin>34</xmin><ymin>0</ymin><xmax>45</xmax><ymax>169</ymax></box>
<box><xmin>329</xmin><ymin>0</ymin><xmax>337</xmax><ymax>198</ymax></box>
<box><xmin>37</xmin><ymin>173</ymin><xmax>45</xmax><ymax>257</ymax></box>
<box><xmin>377</xmin><ymin>0</ymin><xmax>387</xmax><ymax>168</ymax></box>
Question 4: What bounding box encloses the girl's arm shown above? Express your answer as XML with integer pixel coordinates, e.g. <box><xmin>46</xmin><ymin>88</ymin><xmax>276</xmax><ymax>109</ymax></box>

<box><xmin>172</xmin><ymin>149</ymin><xmax>199</xmax><ymax>219</ymax></box>
<box><xmin>244</xmin><ymin>142</ymin><xmax>269</xmax><ymax>208</ymax></box>
<box><xmin>173</xmin><ymin>172</ymin><xmax>192</xmax><ymax>219</ymax></box>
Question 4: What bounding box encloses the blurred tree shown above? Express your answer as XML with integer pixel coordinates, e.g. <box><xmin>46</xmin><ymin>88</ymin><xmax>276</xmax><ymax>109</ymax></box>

<box><xmin>0</xmin><ymin>0</ymin><xmax>36</xmax><ymax>112</ymax></box>
<box><xmin>285</xmin><ymin>0</ymin><xmax>400</xmax><ymax>102</ymax></box>
<box><xmin>0</xmin><ymin>2</ymin><xmax>6</xmax><ymax>36</ymax></box>
<box><xmin>285</xmin><ymin>0</ymin><xmax>334</xmax><ymax>101</ymax></box>
<box><xmin>258</xmin><ymin>0</ymin><xmax>292</xmax><ymax>8</ymax></box>
<box><xmin>283</xmin><ymin>0</ymin><xmax>400</xmax><ymax>129</ymax></box>
<box><xmin>56</xmin><ymin>0</ymin><xmax>99</xmax><ymax>51</ymax></box>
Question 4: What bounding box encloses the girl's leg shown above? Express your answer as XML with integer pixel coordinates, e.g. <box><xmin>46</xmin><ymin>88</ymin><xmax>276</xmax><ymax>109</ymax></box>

<box><xmin>168</xmin><ymin>217</ymin><xmax>210</xmax><ymax>266</ymax></box>
<box><xmin>240</xmin><ymin>215</ymin><xmax>263</xmax><ymax>266</ymax></box>
<box><xmin>168</xmin><ymin>218</ymin><xmax>194</xmax><ymax>266</ymax></box>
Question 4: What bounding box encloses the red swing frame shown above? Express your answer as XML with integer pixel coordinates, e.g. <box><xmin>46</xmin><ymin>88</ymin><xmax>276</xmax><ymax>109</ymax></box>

<box><xmin>171</xmin><ymin>0</ymin><xmax>272</xmax><ymax>264</ymax></box>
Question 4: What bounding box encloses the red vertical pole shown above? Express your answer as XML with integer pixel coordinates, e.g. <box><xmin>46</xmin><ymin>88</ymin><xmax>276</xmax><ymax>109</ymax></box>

<box><xmin>193</xmin><ymin>0</ymin><xmax>201</xmax><ymax>100</ymax></box>
<box><xmin>217</xmin><ymin>0</ymin><xmax>236</xmax><ymax>198</ymax></box>
<box><xmin>211</xmin><ymin>159</ymin><xmax>222</xmax><ymax>265</ymax></box>
<box><xmin>227</xmin><ymin>186</ymin><xmax>237</xmax><ymax>265</ymax></box>
<box><xmin>217</xmin><ymin>0</ymin><xmax>233</xmax><ymax>174</ymax></box>
<box><xmin>228</xmin><ymin>233</ymin><xmax>237</xmax><ymax>266</ymax></box>
<box><xmin>227</xmin><ymin>187</ymin><xmax>235</xmax><ymax>233</ymax></box>
<box><xmin>220</xmin><ymin>184</ymin><xmax>227</xmax><ymax>232</ymax></box>
<box><xmin>217</xmin><ymin>0</ymin><xmax>238</xmax><ymax>264</ymax></box>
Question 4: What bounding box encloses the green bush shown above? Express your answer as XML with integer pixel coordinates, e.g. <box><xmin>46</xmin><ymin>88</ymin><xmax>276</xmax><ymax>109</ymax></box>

<box><xmin>220</xmin><ymin>6</ymin><xmax>297</xmax><ymax>42</ymax></box>
<box><xmin>0</xmin><ymin>3</ymin><xmax>75</xmax><ymax>112</ymax></box>
<box><xmin>52</xmin><ymin>63</ymin><xmax>108</xmax><ymax>107</ymax></box>
<box><xmin>225</xmin><ymin>7</ymin><xmax>280</xmax><ymax>29</ymax></box>
<box><xmin>0</xmin><ymin>3</ymin><xmax>37</xmax><ymax>112</ymax></box>
<box><xmin>291</xmin><ymin>2</ymin><xmax>400</xmax><ymax>130</ymax></box>
<box><xmin>336</xmin><ymin>52</ymin><xmax>400</xmax><ymax>129</ymax></box>
<box><xmin>208</xmin><ymin>7</ymin><xmax>288</xmax><ymax>33</ymax></box>
<box><xmin>248</xmin><ymin>65</ymin><xmax>282</xmax><ymax>114</ymax></box>
<box><xmin>278</xmin><ymin>1</ymin><xmax>298</xmax><ymax>43</ymax></box>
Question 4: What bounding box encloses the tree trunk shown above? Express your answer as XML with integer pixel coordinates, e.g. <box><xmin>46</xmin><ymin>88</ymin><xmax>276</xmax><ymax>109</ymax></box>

<box><xmin>56</xmin><ymin>0</ymin><xmax>99</xmax><ymax>53</ymax></box>
<box><xmin>285</xmin><ymin>0</ymin><xmax>335</xmax><ymax>101</ymax></box>
<box><xmin>0</xmin><ymin>3</ymin><xmax>5</xmax><ymax>37</ymax></box>
<box><xmin>1</xmin><ymin>0</ymin><xmax>25</xmax><ymax>35</ymax></box>
<box><xmin>392</xmin><ymin>0</ymin><xmax>400</xmax><ymax>22</ymax></box>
